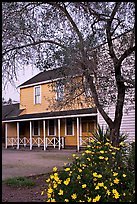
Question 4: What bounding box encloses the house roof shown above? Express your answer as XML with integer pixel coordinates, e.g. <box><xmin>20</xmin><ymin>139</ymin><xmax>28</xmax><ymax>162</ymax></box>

<box><xmin>2</xmin><ymin>103</ymin><xmax>22</xmax><ymax>120</ymax></box>
<box><xmin>3</xmin><ymin>107</ymin><xmax>97</xmax><ymax>122</ymax></box>
<box><xmin>19</xmin><ymin>67</ymin><xmax>82</xmax><ymax>88</ymax></box>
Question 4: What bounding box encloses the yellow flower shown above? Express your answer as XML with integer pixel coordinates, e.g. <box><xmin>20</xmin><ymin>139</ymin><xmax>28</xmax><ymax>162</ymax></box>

<box><xmin>48</xmin><ymin>187</ymin><xmax>53</xmax><ymax>194</ymax></box>
<box><xmin>93</xmin><ymin>178</ymin><xmax>97</xmax><ymax>181</ymax></box>
<box><xmin>113</xmin><ymin>178</ymin><xmax>119</xmax><ymax>184</ymax></box>
<box><xmin>46</xmin><ymin>178</ymin><xmax>50</xmax><ymax>183</ymax></box>
<box><xmin>104</xmin><ymin>186</ymin><xmax>107</xmax><ymax>190</ymax></box>
<box><xmin>58</xmin><ymin>189</ymin><xmax>63</xmax><ymax>195</ymax></box>
<box><xmin>87</xmin><ymin>145</ymin><xmax>91</xmax><ymax>148</ymax></box>
<box><xmin>87</xmin><ymin>157</ymin><xmax>91</xmax><ymax>161</ymax></box>
<box><xmin>87</xmin><ymin>197</ymin><xmax>92</xmax><ymax>202</ymax></box>
<box><xmin>106</xmin><ymin>190</ymin><xmax>111</xmax><ymax>195</ymax></box>
<box><xmin>51</xmin><ymin>198</ymin><xmax>56</xmax><ymax>202</ymax></box>
<box><xmin>112</xmin><ymin>189</ymin><xmax>120</xmax><ymax>199</ymax></box>
<box><xmin>57</xmin><ymin>180</ymin><xmax>62</xmax><ymax>184</ymax></box>
<box><xmin>71</xmin><ymin>193</ymin><xmax>77</xmax><ymax>199</ymax></box>
<box><xmin>99</xmin><ymin>156</ymin><xmax>104</xmax><ymax>159</ymax></box>
<box><xmin>105</xmin><ymin>157</ymin><xmax>108</xmax><ymax>161</ymax></box>
<box><xmin>92</xmin><ymin>195</ymin><xmax>101</xmax><ymax>202</ymax></box>
<box><xmin>90</xmin><ymin>139</ymin><xmax>94</xmax><ymax>143</ymax></box>
<box><xmin>100</xmin><ymin>150</ymin><xmax>104</xmax><ymax>154</ymax></box>
<box><xmin>47</xmin><ymin>193</ymin><xmax>51</xmax><ymax>198</ymax></box>
<box><xmin>41</xmin><ymin>191</ymin><xmax>44</xmax><ymax>196</ymax></box>
<box><xmin>112</xmin><ymin>152</ymin><xmax>116</xmax><ymax>155</ymax></box>
<box><xmin>64</xmin><ymin>178</ymin><xmax>70</xmax><ymax>185</ymax></box>
<box><xmin>95</xmin><ymin>186</ymin><xmax>99</xmax><ymax>190</ymax></box>
<box><xmin>97</xmin><ymin>182</ymin><xmax>104</xmax><ymax>187</ymax></box>
<box><xmin>97</xmin><ymin>174</ymin><xmax>102</xmax><ymax>178</ymax></box>
<box><xmin>53</xmin><ymin>167</ymin><xmax>58</xmax><ymax>172</ymax></box>
<box><xmin>82</xmin><ymin>153</ymin><xmax>85</xmax><ymax>156</ymax></box>
<box><xmin>54</xmin><ymin>176</ymin><xmax>59</xmax><ymax>182</ymax></box>
<box><xmin>93</xmin><ymin>172</ymin><xmax>98</xmax><ymax>177</ymax></box>
<box><xmin>78</xmin><ymin>168</ymin><xmax>82</xmax><ymax>173</ymax></box>
<box><xmin>82</xmin><ymin>184</ymin><xmax>87</xmax><ymax>188</ymax></box>
<box><xmin>65</xmin><ymin>168</ymin><xmax>70</xmax><ymax>171</ymax></box>
<box><xmin>113</xmin><ymin>172</ymin><xmax>118</xmax><ymax>177</ymax></box>
<box><xmin>77</xmin><ymin>175</ymin><xmax>81</xmax><ymax>180</ymax></box>
<box><xmin>72</xmin><ymin>154</ymin><xmax>76</xmax><ymax>157</ymax></box>
<box><xmin>85</xmin><ymin>150</ymin><xmax>91</xmax><ymax>154</ymax></box>
<box><xmin>122</xmin><ymin>174</ymin><xmax>126</xmax><ymax>177</ymax></box>
<box><xmin>53</xmin><ymin>183</ymin><xmax>57</xmax><ymax>188</ymax></box>
<box><xmin>50</xmin><ymin>175</ymin><xmax>54</xmax><ymax>179</ymax></box>
<box><xmin>64</xmin><ymin>199</ymin><xmax>69</xmax><ymax>202</ymax></box>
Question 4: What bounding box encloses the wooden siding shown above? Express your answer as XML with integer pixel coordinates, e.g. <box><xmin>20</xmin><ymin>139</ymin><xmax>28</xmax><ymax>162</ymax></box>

<box><xmin>19</xmin><ymin>77</ymin><xmax>95</xmax><ymax>115</ymax></box>
<box><xmin>7</xmin><ymin>123</ymin><xmax>17</xmax><ymax>138</ymax></box>
<box><xmin>97</xmin><ymin>105</ymin><xmax>135</xmax><ymax>143</ymax></box>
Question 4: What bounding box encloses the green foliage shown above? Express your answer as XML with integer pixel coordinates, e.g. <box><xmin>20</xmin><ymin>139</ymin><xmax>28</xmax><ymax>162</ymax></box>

<box><xmin>4</xmin><ymin>176</ymin><xmax>35</xmax><ymax>187</ymax></box>
<box><xmin>92</xmin><ymin>124</ymin><xmax>110</xmax><ymax>143</ymax></box>
<box><xmin>43</xmin><ymin>139</ymin><xmax>135</xmax><ymax>202</ymax></box>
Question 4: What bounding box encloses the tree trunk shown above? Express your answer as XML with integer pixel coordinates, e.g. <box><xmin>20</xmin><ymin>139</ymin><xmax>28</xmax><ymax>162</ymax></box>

<box><xmin>110</xmin><ymin>126</ymin><xmax>120</xmax><ymax>146</ymax></box>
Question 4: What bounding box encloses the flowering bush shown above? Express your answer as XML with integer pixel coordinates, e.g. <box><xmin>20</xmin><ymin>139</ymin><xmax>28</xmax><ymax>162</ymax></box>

<box><xmin>42</xmin><ymin>139</ymin><xmax>135</xmax><ymax>202</ymax></box>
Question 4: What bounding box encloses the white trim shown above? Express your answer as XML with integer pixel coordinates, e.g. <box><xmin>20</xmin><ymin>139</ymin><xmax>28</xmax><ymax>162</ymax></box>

<box><xmin>5</xmin><ymin>123</ymin><xmax>7</xmax><ymax>149</ymax></box>
<box><xmin>30</xmin><ymin>121</ymin><xmax>32</xmax><ymax>150</ymax></box>
<box><xmin>43</xmin><ymin>120</ymin><xmax>46</xmax><ymax>151</ymax></box>
<box><xmin>56</xmin><ymin>82</ymin><xmax>64</xmax><ymax>101</ymax></box>
<box><xmin>65</xmin><ymin>118</ymin><xmax>74</xmax><ymax>136</ymax></box>
<box><xmin>48</xmin><ymin>119</ymin><xmax>56</xmax><ymax>136</ymax></box>
<box><xmin>19</xmin><ymin>78</ymin><xmax>60</xmax><ymax>89</ymax></box>
<box><xmin>17</xmin><ymin>122</ymin><xmax>19</xmax><ymax>149</ymax></box>
<box><xmin>18</xmin><ymin>74</ymin><xmax>81</xmax><ymax>89</ymax></box>
<box><xmin>77</xmin><ymin>117</ymin><xmax>80</xmax><ymax>152</ymax></box>
<box><xmin>58</xmin><ymin>119</ymin><xmax>61</xmax><ymax>150</ymax></box>
<box><xmin>34</xmin><ymin>85</ymin><xmax>41</xmax><ymax>104</ymax></box>
<box><xmin>3</xmin><ymin>113</ymin><xmax>97</xmax><ymax>123</ymax></box>
<box><xmin>32</xmin><ymin>121</ymin><xmax>40</xmax><ymax>136</ymax></box>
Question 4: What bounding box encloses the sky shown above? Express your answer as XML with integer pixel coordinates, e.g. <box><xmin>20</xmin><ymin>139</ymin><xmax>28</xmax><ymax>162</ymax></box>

<box><xmin>2</xmin><ymin>65</ymin><xmax>40</xmax><ymax>102</ymax></box>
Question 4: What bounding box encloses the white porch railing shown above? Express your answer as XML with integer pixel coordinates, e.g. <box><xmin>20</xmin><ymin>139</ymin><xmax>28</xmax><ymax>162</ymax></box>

<box><xmin>46</xmin><ymin>137</ymin><xmax>64</xmax><ymax>148</ymax></box>
<box><xmin>79</xmin><ymin>136</ymin><xmax>95</xmax><ymax>147</ymax></box>
<box><xmin>7</xmin><ymin>136</ymin><xmax>64</xmax><ymax>149</ymax></box>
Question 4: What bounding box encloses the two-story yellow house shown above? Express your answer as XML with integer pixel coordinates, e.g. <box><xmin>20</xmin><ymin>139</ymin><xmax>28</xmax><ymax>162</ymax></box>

<box><xmin>2</xmin><ymin>67</ymin><xmax>97</xmax><ymax>151</ymax></box>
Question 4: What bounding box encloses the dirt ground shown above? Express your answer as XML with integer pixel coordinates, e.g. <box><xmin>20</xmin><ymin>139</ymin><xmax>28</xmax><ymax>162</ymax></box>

<box><xmin>2</xmin><ymin>148</ymin><xmax>80</xmax><ymax>202</ymax></box>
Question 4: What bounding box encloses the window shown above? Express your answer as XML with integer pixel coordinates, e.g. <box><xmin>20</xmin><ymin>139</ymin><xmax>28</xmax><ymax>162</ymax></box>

<box><xmin>84</xmin><ymin>77</ymin><xmax>92</xmax><ymax>97</ymax></box>
<box><xmin>33</xmin><ymin>121</ymin><xmax>40</xmax><ymax>136</ymax></box>
<box><xmin>34</xmin><ymin>86</ymin><xmax>41</xmax><ymax>104</ymax></box>
<box><xmin>65</xmin><ymin>118</ymin><xmax>74</xmax><ymax>136</ymax></box>
<box><xmin>56</xmin><ymin>81</ymin><xmax>64</xmax><ymax>101</ymax></box>
<box><xmin>48</xmin><ymin>119</ymin><xmax>56</xmax><ymax>136</ymax></box>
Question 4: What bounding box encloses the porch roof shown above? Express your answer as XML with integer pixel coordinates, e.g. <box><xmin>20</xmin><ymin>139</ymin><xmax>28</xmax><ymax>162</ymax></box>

<box><xmin>3</xmin><ymin>107</ymin><xmax>97</xmax><ymax>122</ymax></box>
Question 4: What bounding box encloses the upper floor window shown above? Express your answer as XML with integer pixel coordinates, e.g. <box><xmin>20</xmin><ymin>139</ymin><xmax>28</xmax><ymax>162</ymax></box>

<box><xmin>34</xmin><ymin>86</ymin><xmax>41</xmax><ymax>104</ymax></box>
<box><xmin>56</xmin><ymin>81</ymin><xmax>64</xmax><ymax>101</ymax></box>
<box><xmin>84</xmin><ymin>77</ymin><xmax>92</xmax><ymax>97</ymax></box>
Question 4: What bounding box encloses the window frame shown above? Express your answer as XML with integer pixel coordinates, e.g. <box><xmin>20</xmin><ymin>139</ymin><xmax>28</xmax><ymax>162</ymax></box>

<box><xmin>56</xmin><ymin>81</ymin><xmax>64</xmax><ymax>101</ymax></box>
<box><xmin>65</xmin><ymin>118</ymin><xmax>74</xmax><ymax>136</ymax></box>
<box><xmin>34</xmin><ymin>85</ymin><xmax>41</xmax><ymax>104</ymax></box>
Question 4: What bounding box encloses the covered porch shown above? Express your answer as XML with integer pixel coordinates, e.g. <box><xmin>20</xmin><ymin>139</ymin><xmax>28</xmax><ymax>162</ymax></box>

<box><xmin>4</xmin><ymin>108</ymin><xmax>97</xmax><ymax>151</ymax></box>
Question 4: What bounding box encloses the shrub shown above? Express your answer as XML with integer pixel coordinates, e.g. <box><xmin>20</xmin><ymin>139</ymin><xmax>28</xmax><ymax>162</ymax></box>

<box><xmin>43</xmin><ymin>139</ymin><xmax>135</xmax><ymax>202</ymax></box>
<box><xmin>4</xmin><ymin>176</ymin><xmax>35</xmax><ymax>187</ymax></box>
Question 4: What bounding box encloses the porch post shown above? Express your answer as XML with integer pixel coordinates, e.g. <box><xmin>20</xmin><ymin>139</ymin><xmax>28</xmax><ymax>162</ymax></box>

<box><xmin>77</xmin><ymin>117</ymin><xmax>80</xmax><ymax>152</ymax></box>
<box><xmin>58</xmin><ymin>118</ymin><xmax>61</xmax><ymax>150</ymax></box>
<box><xmin>30</xmin><ymin>121</ymin><xmax>32</xmax><ymax>150</ymax></box>
<box><xmin>5</xmin><ymin>123</ymin><xmax>8</xmax><ymax>149</ymax></box>
<box><xmin>43</xmin><ymin>120</ymin><xmax>46</xmax><ymax>151</ymax></box>
<box><xmin>17</xmin><ymin>122</ymin><xmax>19</xmax><ymax>149</ymax></box>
